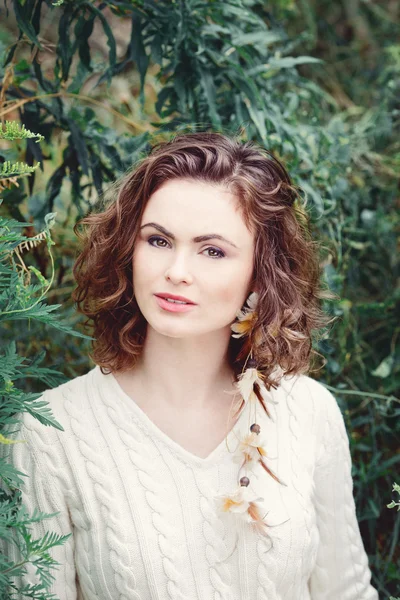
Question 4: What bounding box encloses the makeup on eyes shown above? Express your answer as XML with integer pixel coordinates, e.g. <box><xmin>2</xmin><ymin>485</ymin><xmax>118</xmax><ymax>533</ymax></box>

<box><xmin>147</xmin><ymin>235</ymin><xmax>226</xmax><ymax>259</ymax></box>
<box><xmin>139</xmin><ymin>222</ymin><xmax>238</xmax><ymax>250</ymax></box>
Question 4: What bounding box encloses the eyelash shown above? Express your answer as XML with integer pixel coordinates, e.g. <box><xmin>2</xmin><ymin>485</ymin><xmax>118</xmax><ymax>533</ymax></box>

<box><xmin>147</xmin><ymin>235</ymin><xmax>226</xmax><ymax>259</ymax></box>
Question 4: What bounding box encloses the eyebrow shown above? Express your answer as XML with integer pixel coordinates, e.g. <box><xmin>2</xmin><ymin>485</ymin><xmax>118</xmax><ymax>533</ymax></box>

<box><xmin>139</xmin><ymin>222</ymin><xmax>239</xmax><ymax>249</ymax></box>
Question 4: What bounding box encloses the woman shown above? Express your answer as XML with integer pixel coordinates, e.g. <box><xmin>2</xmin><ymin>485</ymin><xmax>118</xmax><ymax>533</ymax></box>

<box><xmin>5</xmin><ymin>132</ymin><xmax>379</xmax><ymax>599</ymax></box>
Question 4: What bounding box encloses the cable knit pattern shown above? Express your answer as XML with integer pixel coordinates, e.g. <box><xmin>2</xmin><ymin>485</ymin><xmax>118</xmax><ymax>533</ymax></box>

<box><xmin>285</xmin><ymin>383</ymin><xmax>320</xmax><ymax>599</ymax></box>
<box><xmin>196</xmin><ymin>467</ymin><xmax>235</xmax><ymax>600</ymax></box>
<box><xmin>1</xmin><ymin>366</ymin><xmax>379</xmax><ymax>600</ymax></box>
<box><xmin>61</xmin><ymin>384</ymin><xmax>137</xmax><ymax>599</ymax></box>
<box><xmin>254</xmin><ymin>397</ymin><xmax>280</xmax><ymax>600</ymax></box>
<box><xmin>102</xmin><ymin>389</ymin><xmax>189</xmax><ymax>599</ymax></box>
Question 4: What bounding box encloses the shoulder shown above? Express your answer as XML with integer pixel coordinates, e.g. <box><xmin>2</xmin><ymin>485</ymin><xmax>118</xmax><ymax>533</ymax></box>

<box><xmin>46</xmin><ymin>365</ymin><xmax>96</xmax><ymax>399</ymax></box>
<box><xmin>277</xmin><ymin>372</ymin><xmax>342</xmax><ymax>422</ymax></box>
<box><xmin>274</xmin><ymin>373</ymin><xmax>348</xmax><ymax>461</ymax></box>
<box><xmin>13</xmin><ymin>366</ymin><xmax>98</xmax><ymax>444</ymax></box>
<box><xmin>2</xmin><ymin>371</ymin><xmax>97</xmax><ymax>497</ymax></box>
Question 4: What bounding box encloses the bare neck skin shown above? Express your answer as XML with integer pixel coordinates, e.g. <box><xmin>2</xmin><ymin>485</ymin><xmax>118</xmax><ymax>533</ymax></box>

<box><xmin>115</xmin><ymin>324</ymin><xmax>238</xmax><ymax>414</ymax></box>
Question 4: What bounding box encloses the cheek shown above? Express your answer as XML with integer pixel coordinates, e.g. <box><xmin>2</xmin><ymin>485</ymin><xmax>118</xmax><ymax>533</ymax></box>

<box><xmin>223</xmin><ymin>266</ymin><xmax>254</xmax><ymax>314</ymax></box>
<box><xmin>214</xmin><ymin>271</ymin><xmax>250</xmax><ymax>312</ymax></box>
<box><xmin>132</xmin><ymin>243</ymin><xmax>157</xmax><ymax>281</ymax></box>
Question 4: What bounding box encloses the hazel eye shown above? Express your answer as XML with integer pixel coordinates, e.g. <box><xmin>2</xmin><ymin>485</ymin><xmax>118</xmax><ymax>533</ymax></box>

<box><xmin>147</xmin><ymin>236</ymin><xmax>225</xmax><ymax>259</ymax></box>
<box><xmin>148</xmin><ymin>236</ymin><xmax>168</xmax><ymax>248</ymax></box>
<box><xmin>206</xmin><ymin>247</ymin><xmax>225</xmax><ymax>259</ymax></box>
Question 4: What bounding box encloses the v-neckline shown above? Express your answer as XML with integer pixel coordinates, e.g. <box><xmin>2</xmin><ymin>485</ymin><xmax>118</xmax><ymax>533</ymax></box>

<box><xmin>94</xmin><ymin>365</ymin><xmax>248</xmax><ymax>468</ymax></box>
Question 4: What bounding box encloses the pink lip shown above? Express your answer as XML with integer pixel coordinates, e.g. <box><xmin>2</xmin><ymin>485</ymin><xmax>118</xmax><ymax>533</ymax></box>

<box><xmin>155</xmin><ymin>295</ymin><xmax>197</xmax><ymax>313</ymax></box>
<box><xmin>155</xmin><ymin>293</ymin><xmax>196</xmax><ymax>304</ymax></box>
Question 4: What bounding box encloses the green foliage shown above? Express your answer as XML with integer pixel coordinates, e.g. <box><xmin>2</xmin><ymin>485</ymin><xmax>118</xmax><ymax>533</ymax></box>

<box><xmin>269</xmin><ymin>4</ymin><xmax>400</xmax><ymax>594</ymax></box>
<box><xmin>0</xmin><ymin>161</ymin><xmax>39</xmax><ymax>179</ymax></box>
<box><xmin>0</xmin><ymin>126</ymin><xmax>93</xmax><ymax>597</ymax></box>
<box><xmin>0</xmin><ymin>0</ymin><xmax>360</xmax><ymax>216</ymax></box>
<box><xmin>387</xmin><ymin>483</ymin><xmax>400</xmax><ymax>512</ymax></box>
<box><xmin>0</xmin><ymin>122</ymin><xmax>44</xmax><ymax>143</ymax></box>
<box><xmin>0</xmin><ymin>0</ymin><xmax>398</xmax><ymax>596</ymax></box>
<box><xmin>386</xmin><ymin>481</ymin><xmax>400</xmax><ymax>599</ymax></box>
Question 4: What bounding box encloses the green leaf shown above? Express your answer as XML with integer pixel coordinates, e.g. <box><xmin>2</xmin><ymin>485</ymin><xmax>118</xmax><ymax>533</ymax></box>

<box><xmin>371</xmin><ymin>355</ymin><xmax>395</xmax><ymax>378</ymax></box>
<box><xmin>86</xmin><ymin>3</ymin><xmax>117</xmax><ymax>83</ymax></box>
<box><xmin>0</xmin><ymin>298</ymin><xmax>94</xmax><ymax>341</ymax></box>
<box><xmin>297</xmin><ymin>179</ymin><xmax>324</xmax><ymax>215</ymax></box>
<box><xmin>67</xmin><ymin>120</ymin><xmax>89</xmax><ymax>176</ymax></box>
<box><xmin>58</xmin><ymin>6</ymin><xmax>74</xmax><ymax>81</ymax></box>
<box><xmin>0</xmin><ymin>161</ymin><xmax>39</xmax><ymax>178</ymax></box>
<box><xmin>268</xmin><ymin>56</ymin><xmax>323</xmax><ymax>69</ymax></box>
<box><xmin>199</xmin><ymin>67</ymin><xmax>221</xmax><ymax>128</ymax></box>
<box><xmin>12</xmin><ymin>0</ymin><xmax>42</xmax><ymax>49</ymax></box>
<box><xmin>0</xmin><ymin>121</ymin><xmax>44</xmax><ymax>143</ymax></box>
<box><xmin>231</xmin><ymin>30</ymin><xmax>283</xmax><ymax>47</ymax></box>
<box><xmin>150</xmin><ymin>32</ymin><xmax>163</xmax><ymax>65</ymax></box>
<box><xmin>75</xmin><ymin>13</ymin><xmax>96</xmax><ymax>73</ymax></box>
<box><xmin>243</xmin><ymin>98</ymin><xmax>267</xmax><ymax>142</ymax></box>
<box><xmin>155</xmin><ymin>86</ymin><xmax>173</xmax><ymax>116</ymax></box>
<box><xmin>203</xmin><ymin>24</ymin><xmax>230</xmax><ymax>36</ymax></box>
<box><xmin>130</xmin><ymin>12</ymin><xmax>149</xmax><ymax>105</ymax></box>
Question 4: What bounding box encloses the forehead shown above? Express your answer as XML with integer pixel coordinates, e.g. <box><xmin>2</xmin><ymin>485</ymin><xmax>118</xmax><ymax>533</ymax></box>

<box><xmin>142</xmin><ymin>179</ymin><xmax>251</xmax><ymax>234</ymax></box>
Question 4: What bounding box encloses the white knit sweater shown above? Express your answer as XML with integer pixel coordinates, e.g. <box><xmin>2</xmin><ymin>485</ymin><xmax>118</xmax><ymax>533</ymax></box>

<box><xmin>4</xmin><ymin>365</ymin><xmax>379</xmax><ymax>600</ymax></box>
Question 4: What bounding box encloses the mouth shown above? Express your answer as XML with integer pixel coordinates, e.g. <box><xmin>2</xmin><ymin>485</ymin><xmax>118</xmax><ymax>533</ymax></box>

<box><xmin>155</xmin><ymin>294</ymin><xmax>196</xmax><ymax>305</ymax></box>
<box><xmin>154</xmin><ymin>295</ymin><xmax>197</xmax><ymax>312</ymax></box>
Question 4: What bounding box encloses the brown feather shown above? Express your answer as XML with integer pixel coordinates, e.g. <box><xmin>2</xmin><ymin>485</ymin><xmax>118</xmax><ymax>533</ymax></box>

<box><xmin>254</xmin><ymin>382</ymin><xmax>271</xmax><ymax>419</ymax></box>
<box><xmin>259</xmin><ymin>457</ymin><xmax>282</xmax><ymax>484</ymax></box>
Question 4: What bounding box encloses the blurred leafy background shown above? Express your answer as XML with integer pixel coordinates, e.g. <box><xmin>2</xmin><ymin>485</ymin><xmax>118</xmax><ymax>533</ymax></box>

<box><xmin>0</xmin><ymin>0</ymin><xmax>399</xmax><ymax>597</ymax></box>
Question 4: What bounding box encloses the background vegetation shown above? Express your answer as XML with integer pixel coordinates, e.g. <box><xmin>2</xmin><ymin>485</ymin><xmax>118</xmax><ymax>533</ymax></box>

<box><xmin>0</xmin><ymin>0</ymin><xmax>398</xmax><ymax>597</ymax></box>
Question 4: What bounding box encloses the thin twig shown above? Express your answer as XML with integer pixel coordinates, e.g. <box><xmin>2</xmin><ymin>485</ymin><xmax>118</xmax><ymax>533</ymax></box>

<box><xmin>322</xmin><ymin>383</ymin><xmax>399</xmax><ymax>404</ymax></box>
<box><xmin>0</xmin><ymin>91</ymin><xmax>156</xmax><ymax>133</ymax></box>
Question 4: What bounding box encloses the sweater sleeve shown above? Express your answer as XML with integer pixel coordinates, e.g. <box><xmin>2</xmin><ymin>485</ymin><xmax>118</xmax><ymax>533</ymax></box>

<box><xmin>1</xmin><ymin>397</ymin><xmax>78</xmax><ymax>599</ymax></box>
<box><xmin>308</xmin><ymin>384</ymin><xmax>379</xmax><ymax>600</ymax></box>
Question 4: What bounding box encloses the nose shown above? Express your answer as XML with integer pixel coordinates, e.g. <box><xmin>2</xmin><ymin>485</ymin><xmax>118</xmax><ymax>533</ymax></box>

<box><xmin>164</xmin><ymin>251</ymin><xmax>194</xmax><ymax>285</ymax></box>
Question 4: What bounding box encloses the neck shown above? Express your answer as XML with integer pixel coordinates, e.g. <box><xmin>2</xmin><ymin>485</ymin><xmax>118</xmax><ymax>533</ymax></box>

<box><xmin>124</xmin><ymin>325</ymin><xmax>238</xmax><ymax>411</ymax></box>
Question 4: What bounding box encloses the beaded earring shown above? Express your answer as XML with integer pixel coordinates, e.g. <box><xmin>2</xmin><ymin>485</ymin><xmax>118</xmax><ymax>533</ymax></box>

<box><xmin>214</xmin><ymin>292</ymin><xmax>286</xmax><ymax>538</ymax></box>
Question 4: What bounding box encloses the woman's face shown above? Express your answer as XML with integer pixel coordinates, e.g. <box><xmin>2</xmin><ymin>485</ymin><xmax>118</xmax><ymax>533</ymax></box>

<box><xmin>132</xmin><ymin>178</ymin><xmax>256</xmax><ymax>339</ymax></box>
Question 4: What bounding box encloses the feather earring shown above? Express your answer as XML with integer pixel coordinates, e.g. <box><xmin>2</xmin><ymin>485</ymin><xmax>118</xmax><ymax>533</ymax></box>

<box><xmin>215</xmin><ymin>291</ymin><xmax>285</xmax><ymax>538</ymax></box>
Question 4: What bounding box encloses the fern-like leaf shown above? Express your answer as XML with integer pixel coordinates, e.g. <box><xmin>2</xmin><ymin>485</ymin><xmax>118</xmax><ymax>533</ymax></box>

<box><xmin>0</xmin><ymin>121</ymin><xmax>44</xmax><ymax>143</ymax></box>
<box><xmin>0</xmin><ymin>161</ymin><xmax>40</xmax><ymax>178</ymax></box>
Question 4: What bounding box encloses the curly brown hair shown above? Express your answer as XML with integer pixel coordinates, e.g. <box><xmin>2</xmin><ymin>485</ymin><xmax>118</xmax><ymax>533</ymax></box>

<box><xmin>72</xmin><ymin>131</ymin><xmax>337</xmax><ymax>389</ymax></box>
